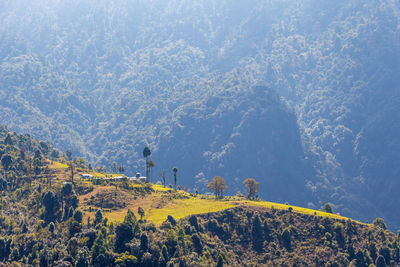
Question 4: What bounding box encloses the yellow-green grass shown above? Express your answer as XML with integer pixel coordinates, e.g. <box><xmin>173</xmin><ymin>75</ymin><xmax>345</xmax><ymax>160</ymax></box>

<box><xmin>84</xmin><ymin>191</ymin><xmax>363</xmax><ymax>226</ymax></box>
<box><xmin>146</xmin><ymin>197</ymin><xmax>237</xmax><ymax>225</ymax></box>
<box><xmin>240</xmin><ymin>200</ymin><xmax>361</xmax><ymax>223</ymax></box>
<box><xmin>76</xmin><ymin>180</ymin><xmax>363</xmax><ymax>227</ymax></box>
<box><xmin>48</xmin><ymin>161</ymin><xmax>69</xmax><ymax>169</ymax></box>
<box><xmin>152</xmin><ymin>184</ymin><xmax>173</xmax><ymax>192</ymax></box>
<box><xmin>146</xmin><ymin>197</ymin><xmax>362</xmax><ymax>226</ymax></box>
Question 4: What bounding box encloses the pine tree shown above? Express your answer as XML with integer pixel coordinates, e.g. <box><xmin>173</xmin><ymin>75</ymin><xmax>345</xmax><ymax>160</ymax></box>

<box><xmin>216</xmin><ymin>255</ymin><xmax>224</xmax><ymax>267</ymax></box>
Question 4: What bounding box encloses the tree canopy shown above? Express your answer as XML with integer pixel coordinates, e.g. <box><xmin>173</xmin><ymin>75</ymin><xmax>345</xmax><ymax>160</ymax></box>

<box><xmin>243</xmin><ymin>178</ymin><xmax>259</xmax><ymax>199</ymax></box>
<box><xmin>207</xmin><ymin>176</ymin><xmax>228</xmax><ymax>198</ymax></box>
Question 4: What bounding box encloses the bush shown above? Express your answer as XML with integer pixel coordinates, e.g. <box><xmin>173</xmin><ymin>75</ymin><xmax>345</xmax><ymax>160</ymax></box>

<box><xmin>114</xmin><ymin>252</ymin><xmax>137</xmax><ymax>267</ymax></box>
<box><xmin>69</xmin><ymin>220</ymin><xmax>81</xmax><ymax>236</ymax></box>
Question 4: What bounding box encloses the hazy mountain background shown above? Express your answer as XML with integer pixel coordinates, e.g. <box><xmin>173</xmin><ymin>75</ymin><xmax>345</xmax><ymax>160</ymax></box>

<box><xmin>1</xmin><ymin>0</ymin><xmax>399</xmax><ymax>228</ymax></box>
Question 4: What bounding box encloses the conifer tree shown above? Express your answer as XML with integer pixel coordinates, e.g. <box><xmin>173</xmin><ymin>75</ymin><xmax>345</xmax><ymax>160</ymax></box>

<box><xmin>216</xmin><ymin>255</ymin><xmax>224</xmax><ymax>267</ymax></box>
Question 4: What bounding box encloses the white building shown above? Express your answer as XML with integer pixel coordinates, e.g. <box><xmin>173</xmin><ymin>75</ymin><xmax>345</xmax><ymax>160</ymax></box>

<box><xmin>80</xmin><ymin>174</ymin><xmax>94</xmax><ymax>179</ymax></box>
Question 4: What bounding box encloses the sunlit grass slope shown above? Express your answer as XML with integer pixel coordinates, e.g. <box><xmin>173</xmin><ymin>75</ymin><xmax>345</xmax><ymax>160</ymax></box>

<box><xmin>145</xmin><ymin>193</ymin><xmax>361</xmax><ymax>225</ymax></box>
<box><xmin>48</xmin><ymin>161</ymin><xmax>363</xmax><ymax>226</ymax></box>
<box><xmin>146</xmin><ymin>197</ymin><xmax>237</xmax><ymax>225</ymax></box>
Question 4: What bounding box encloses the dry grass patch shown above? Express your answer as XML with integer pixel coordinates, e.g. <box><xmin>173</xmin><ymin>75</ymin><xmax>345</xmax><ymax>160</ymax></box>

<box><xmin>82</xmin><ymin>187</ymin><xmax>134</xmax><ymax>210</ymax></box>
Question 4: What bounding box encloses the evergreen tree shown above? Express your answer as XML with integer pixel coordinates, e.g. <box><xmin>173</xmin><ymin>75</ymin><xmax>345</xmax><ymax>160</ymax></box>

<box><xmin>161</xmin><ymin>244</ymin><xmax>169</xmax><ymax>262</ymax></box>
<box><xmin>74</xmin><ymin>209</ymin><xmax>83</xmax><ymax>223</ymax></box>
<box><xmin>42</xmin><ymin>191</ymin><xmax>60</xmax><ymax>222</ymax></box>
<box><xmin>94</xmin><ymin>210</ymin><xmax>103</xmax><ymax>225</ymax></box>
<box><xmin>4</xmin><ymin>133</ymin><xmax>13</xmax><ymax>146</ymax></box>
<box><xmin>138</xmin><ymin>207</ymin><xmax>145</xmax><ymax>221</ymax></box>
<box><xmin>375</xmin><ymin>255</ymin><xmax>386</xmax><ymax>267</ymax></box>
<box><xmin>75</xmin><ymin>247</ymin><xmax>90</xmax><ymax>267</ymax></box>
<box><xmin>216</xmin><ymin>255</ymin><xmax>224</xmax><ymax>267</ymax></box>
<box><xmin>92</xmin><ymin>232</ymin><xmax>106</xmax><ymax>266</ymax></box>
<box><xmin>1</xmin><ymin>154</ymin><xmax>13</xmax><ymax>171</ymax></box>
<box><xmin>115</xmin><ymin>222</ymin><xmax>134</xmax><ymax>252</ymax></box>
<box><xmin>252</xmin><ymin>214</ymin><xmax>263</xmax><ymax>251</ymax></box>
<box><xmin>140</xmin><ymin>232</ymin><xmax>149</xmax><ymax>252</ymax></box>
<box><xmin>124</xmin><ymin>209</ymin><xmax>137</xmax><ymax>226</ymax></box>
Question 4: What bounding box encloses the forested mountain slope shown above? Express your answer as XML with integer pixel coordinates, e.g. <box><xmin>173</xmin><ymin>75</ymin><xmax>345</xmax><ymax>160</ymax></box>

<box><xmin>1</xmin><ymin>0</ymin><xmax>400</xmax><ymax>228</ymax></box>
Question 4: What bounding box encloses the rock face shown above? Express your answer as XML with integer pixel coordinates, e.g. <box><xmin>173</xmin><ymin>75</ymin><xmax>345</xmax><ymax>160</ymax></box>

<box><xmin>1</xmin><ymin>0</ymin><xmax>400</xmax><ymax>227</ymax></box>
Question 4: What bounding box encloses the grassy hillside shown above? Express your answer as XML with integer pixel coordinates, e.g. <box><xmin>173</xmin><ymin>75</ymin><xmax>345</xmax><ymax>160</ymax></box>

<box><xmin>2</xmin><ymin>0</ymin><xmax>400</xmax><ymax>229</ymax></box>
<box><xmin>49</xmin><ymin>160</ymin><xmax>360</xmax><ymax>226</ymax></box>
<box><xmin>0</xmin><ymin>130</ymin><xmax>398</xmax><ymax>266</ymax></box>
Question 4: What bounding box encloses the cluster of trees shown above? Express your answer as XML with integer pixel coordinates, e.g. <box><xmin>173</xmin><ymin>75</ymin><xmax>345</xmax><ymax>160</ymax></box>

<box><xmin>2</xmin><ymin>0</ymin><xmax>400</xmax><ymax>227</ymax></box>
<box><xmin>207</xmin><ymin>176</ymin><xmax>259</xmax><ymax>199</ymax></box>
<box><xmin>0</xmin><ymin>128</ymin><xmax>62</xmax><ymax>190</ymax></box>
<box><xmin>1</xmin><ymin>128</ymin><xmax>400</xmax><ymax>266</ymax></box>
<box><xmin>2</xmin><ymin>168</ymin><xmax>398</xmax><ymax>267</ymax></box>
<box><xmin>143</xmin><ymin>147</ymin><xmax>179</xmax><ymax>190</ymax></box>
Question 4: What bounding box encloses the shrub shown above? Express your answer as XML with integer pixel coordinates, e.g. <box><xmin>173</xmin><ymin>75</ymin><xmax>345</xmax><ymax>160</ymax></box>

<box><xmin>114</xmin><ymin>252</ymin><xmax>137</xmax><ymax>267</ymax></box>
<box><xmin>69</xmin><ymin>220</ymin><xmax>81</xmax><ymax>236</ymax></box>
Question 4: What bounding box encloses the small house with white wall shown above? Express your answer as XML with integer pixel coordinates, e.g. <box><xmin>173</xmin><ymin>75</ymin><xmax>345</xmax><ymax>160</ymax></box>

<box><xmin>80</xmin><ymin>174</ymin><xmax>94</xmax><ymax>179</ymax></box>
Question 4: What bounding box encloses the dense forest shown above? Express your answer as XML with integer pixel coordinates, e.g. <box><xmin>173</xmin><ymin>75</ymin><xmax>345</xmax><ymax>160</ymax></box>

<box><xmin>1</xmin><ymin>0</ymin><xmax>400</xmax><ymax>229</ymax></box>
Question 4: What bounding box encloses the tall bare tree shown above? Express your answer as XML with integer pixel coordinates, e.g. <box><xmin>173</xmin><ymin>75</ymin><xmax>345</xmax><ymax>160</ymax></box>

<box><xmin>143</xmin><ymin>147</ymin><xmax>151</xmax><ymax>179</ymax></box>
<box><xmin>67</xmin><ymin>161</ymin><xmax>75</xmax><ymax>184</ymax></box>
<box><xmin>172</xmin><ymin>167</ymin><xmax>178</xmax><ymax>190</ymax></box>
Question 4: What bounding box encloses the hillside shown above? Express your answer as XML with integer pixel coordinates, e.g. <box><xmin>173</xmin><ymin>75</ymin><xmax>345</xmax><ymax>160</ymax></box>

<box><xmin>1</xmin><ymin>0</ymin><xmax>400</xmax><ymax>229</ymax></box>
<box><xmin>0</xmin><ymin>129</ymin><xmax>399</xmax><ymax>266</ymax></box>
